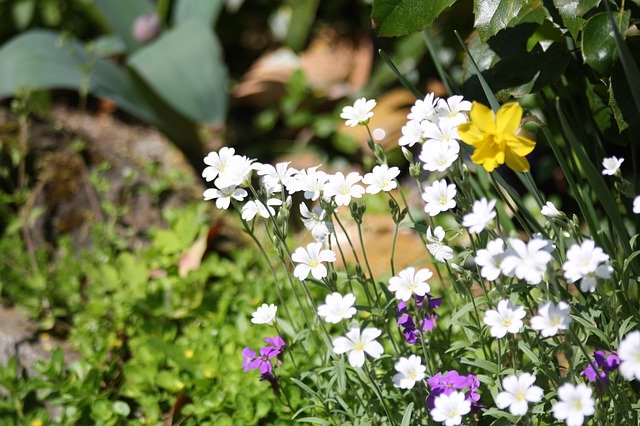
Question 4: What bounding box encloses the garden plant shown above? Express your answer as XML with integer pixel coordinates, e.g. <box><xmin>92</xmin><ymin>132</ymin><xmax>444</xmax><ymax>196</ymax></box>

<box><xmin>1</xmin><ymin>0</ymin><xmax>640</xmax><ymax>425</ymax></box>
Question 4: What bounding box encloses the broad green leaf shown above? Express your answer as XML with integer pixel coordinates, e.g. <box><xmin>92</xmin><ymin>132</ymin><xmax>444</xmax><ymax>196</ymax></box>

<box><xmin>473</xmin><ymin>0</ymin><xmax>546</xmax><ymax>41</ymax></box>
<box><xmin>128</xmin><ymin>20</ymin><xmax>228</xmax><ymax>124</ymax></box>
<box><xmin>173</xmin><ymin>0</ymin><xmax>225</xmax><ymax>26</ymax></box>
<box><xmin>12</xmin><ymin>0</ymin><xmax>36</xmax><ymax>30</ymax></box>
<box><xmin>581</xmin><ymin>11</ymin><xmax>630</xmax><ymax>75</ymax></box>
<box><xmin>94</xmin><ymin>0</ymin><xmax>155</xmax><ymax>52</ymax></box>
<box><xmin>371</xmin><ymin>0</ymin><xmax>458</xmax><ymax>37</ymax></box>
<box><xmin>553</xmin><ymin>0</ymin><xmax>600</xmax><ymax>39</ymax></box>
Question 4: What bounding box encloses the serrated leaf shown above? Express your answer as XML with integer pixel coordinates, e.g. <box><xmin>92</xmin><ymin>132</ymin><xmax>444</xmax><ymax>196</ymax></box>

<box><xmin>474</xmin><ymin>0</ymin><xmax>546</xmax><ymax>41</ymax></box>
<box><xmin>371</xmin><ymin>0</ymin><xmax>458</xmax><ymax>37</ymax></box>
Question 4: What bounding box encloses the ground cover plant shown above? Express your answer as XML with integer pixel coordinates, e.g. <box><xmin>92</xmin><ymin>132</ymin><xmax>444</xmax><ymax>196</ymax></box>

<box><xmin>2</xmin><ymin>0</ymin><xmax>640</xmax><ymax>425</ymax></box>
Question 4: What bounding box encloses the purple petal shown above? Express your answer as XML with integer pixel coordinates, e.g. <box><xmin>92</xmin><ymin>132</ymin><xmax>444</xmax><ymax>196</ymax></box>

<box><xmin>265</xmin><ymin>335</ymin><xmax>286</xmax><ymax>351</ymax></box>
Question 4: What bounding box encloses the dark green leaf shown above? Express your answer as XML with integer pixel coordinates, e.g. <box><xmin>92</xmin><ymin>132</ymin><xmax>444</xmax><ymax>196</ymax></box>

<box><xmin>285</xmin><ymin>0</ymin><xmax>319</xmax><ymax>52</ymax></box>
<box><xmin>128</xmin><ymin>21</ymin><xmax>228</xmax><ymax>124</ymax></box>
<box><xmin>581</xmin><ymin>11</ymin><xmax>630</xmax><ymax>75</ymax></box>
<box><xmin>553</xmin><ymin>0</ymin><xmax>600</xmax><ymax>39</ymax></box>
<box><xmin>474</xmin><ymin>0</ymin><xmax>546</xmax><ymax>41</ymax></box>
<box><xmin>371</xmin><ymin>0</ymin><xmax>458</xmax><ymax>37</ymax></box>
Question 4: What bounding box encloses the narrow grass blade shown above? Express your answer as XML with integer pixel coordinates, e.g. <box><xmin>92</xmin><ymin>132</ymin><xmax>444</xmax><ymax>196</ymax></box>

<box><xmin>421</xmin><ymin>30</ymin><xmax>457</xmax><ymax>94</ymax></box>
<box><xmin>378</xmin><ymin>49</ymin><xmax>423</xmax><ymax>99</ymax></box>
<box><xmin>454</xmin><ymin>30</ymin><xmax>500</xmax><ymax>112</ymax></box>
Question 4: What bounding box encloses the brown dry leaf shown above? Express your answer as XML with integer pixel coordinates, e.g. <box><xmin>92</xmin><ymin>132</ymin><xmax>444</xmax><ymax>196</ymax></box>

<box><xmin>233</xmin><ymin>48</ymin><xmax>301</xmax><ymax>107</ymax></box>
<box><xmin>337</xmin><ymin>89</ymin><xmax>415</xmax><ymax>151</ymax></box>
<box><xmin>178</xmin><ymin>235</ymin><xmax>208</xmax><ymax>278</ymax></box>
<box><xmin>300</xmin><ymin>28</ymin><xmax>373</xmax><ymax>99</ymax></box>
<box><xmin>234</xmin><ymin>28</ymin><xmax>373</xmax><ymax>107</ymax></box>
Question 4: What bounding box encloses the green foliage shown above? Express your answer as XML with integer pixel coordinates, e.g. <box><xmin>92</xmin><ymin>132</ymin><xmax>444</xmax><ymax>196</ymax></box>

<box><xmin>371</xmin><ymin>0</ymin><xmax>458</xmax><ymax>37</ymax></box>
<box><xmin>0</xmin><ymin>1</ymin><xmax>228</xmax><ymax>169</ymax></box>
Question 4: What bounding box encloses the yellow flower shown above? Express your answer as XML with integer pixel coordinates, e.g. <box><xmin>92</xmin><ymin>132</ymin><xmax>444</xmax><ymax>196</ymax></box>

<box><xmin>458</xmin><ymin>102</ymin><xmax>536</xmax><ymax>172</ymax></box>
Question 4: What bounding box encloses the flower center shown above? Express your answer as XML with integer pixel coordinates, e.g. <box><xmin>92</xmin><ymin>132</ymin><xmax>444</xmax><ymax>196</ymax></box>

<box><xmin>309</xmin><ymin>260</ymin><xmax>319</xmax><ymax>268</ymax></box>
<box><xmin>502</xmin><ymin>318</ymin><xmax>512</xmax><ymax>328</ymax></box>
<box><xmin>407</xmin><ymin>281</ymin><xmax>417</xmax><ymax>290</ymax></box>
<box><xmin>550</xmin><ymin>315</ymin><xmax>562</xmax><ymax>327</ymax></box>
<box><xmin>634</xmin><ymin>350</ymin><xmax>640</xmax><ymax>362</ymax></box>
<box><xmin>447</xmin><ymin>409</ymin><xmax>458</xmax><ymax>419</ymax></box>
<box><xmin>439</xmin><ymin>195</ymin><xmax>449</xmax><ymax>205</ymax></box>
<box><xmin>514</xmin><ymin>390</ymin><xmax>526</xmax><ymax>402</ymax></box>
<box><xmin>339</xmin><ymin>185</ymin><xmax>350</xmax><ymax>195</ymax></box>
<box><xmin>572</xmin><ymin>400</ymin><xmax>583</xmax><ymax>411</ymax></box>
<box><xmin>407</xmin><ymin>370</ymin><xmax>417</xmax><ymax>380</ymax></box>
<box><xmin>353</xmin><ymin>342</ymin><xmax>365</xmax><ymax>351</ymax></box>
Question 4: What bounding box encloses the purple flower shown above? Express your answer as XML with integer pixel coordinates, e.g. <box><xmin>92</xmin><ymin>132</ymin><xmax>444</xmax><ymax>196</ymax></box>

<box><xmin>265</xmin><ymin>335</ymin><xmax>286</xmax><ymax>351</ymax></box>
<box><xmin>427</xmin><ymin>371</ymin><xmax>481</xmax><ymax>409</ymax></box>
<box><xmin>581</xmin><ymin>350</ymin><xmax>620</xmax><ymax>385</ymax></box>
<box><xmin>261</xmin><ymin>372</ymin><xmax>281</xmax><ymax>397</ymax></box>
<box><xmin>242</xmin><ymin>347</ymin><xmax>256</xmax><ymax>372</ymax></box>
<box><xmin>421</xmin><ymin>314</ymin><xmax>439</xmax><ymax>332</ymax></box>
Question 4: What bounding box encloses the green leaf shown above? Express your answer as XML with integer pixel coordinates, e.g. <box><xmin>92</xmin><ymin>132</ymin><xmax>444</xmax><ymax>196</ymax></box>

<box><xmin>474</xmin><ymin>0</ymin><xmax>546</xmax><ymax>41</ymax></box>
<box><xmin>12</xmin><ymin>0</ymin><xmax>35</xmax><ymax>30</ymax></box>
<box><xmin>460</xmin><ymin>357</ymin><xmax>500</xmax><ymax>375</ymax></box>
<box><xmin>128</xmin><ymin>20</ymin><xmax>228</xmax><ymax>124</ymax></box>
<box><xmin>400</xmin><ymin>402</ymin><xmax>414</xmax><ymax>426</ymax></box>
<box><xmin>285</xmin><ymin>0</ymin><xmax>319</xmax><ymax>52</ymax></box>
<box><xmin>94</xmin><ymin>0</ymin><xmax>155</xmax><ymax>52</ymax></box>
<box><xmin>112</xmin><ymin>401</ymin><xmax>131</xmax><ymax>417</ymax></box>
<box><xmin>371</xmin><ymin>0</ymin><xmax>458</xmax><ymax>37</ymax></box>
<box><xmin>553</xmin><ymin>0</ymin><xmax>599</xmax><ymax>40</ymax></box>
<box><xmin>173</xmin><ymin>0</ymin><xmax>225</xmax><ymax>26</ymax></box>
<box><xmin>581</xmin><ymin>11</ymin><xmax>630</xmax><ymax>75</ymax></box>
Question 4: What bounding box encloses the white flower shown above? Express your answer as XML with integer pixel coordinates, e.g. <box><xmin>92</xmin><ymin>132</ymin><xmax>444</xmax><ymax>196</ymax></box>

<box><xmin>299</xmin><ymin>203</ymin><xmax>333</xmax><ymax>241</ymax></box>
<box><xmin>422</xmin><ymin>179</ymin><xmax>457</xmax><ymax>217</ymax></box>
<box><xmin>474</xmin><ymin>238</ymin><xmax>505</xmax><ymax>281</ymax></box>
<box><xmin>618</xmin><ymin>330</ymin><xmax>640</xmax><ymax>381</ymax></box>
<box><xmin>241</xmin><ymin>198</ymin><xmax>282</xmax><ymax>221</ymax></box>
<box><xmin>317</xmin><ymin>292</ymin><xmax>356</xmax><ymax>324</ymax></box>
<box><xmin>562</xmin><ymin>240</ymin><xmax>611</xmax><ymax>292</ymax></box>
<box><xmin>602</xmin><ymin>156</ymin><xmax>624</xmax><ymax>175</ymax></box>
<box><xmin>203</xmin><ymin>185</ymin><xmax>247</xmax><ymax>209</ymax></box>
<box><xmin>483</xmin><ymin>300</ymin><xmax>526</xmax><ymax>338</ymax></box>
<box><xmin>530</xmin><ymin>301</ymin><xmax>571</xmax><ymax>337</ymax></box>
<box><xmin>372</xmin><ymin>128</ymin><xmax>386</xmax><ymax>140</ymax></box>
<box><xmin>291</xmin><ymin>242</ymin><xmax>336</xmax><ymax>281</ymax></box>
<box><xmin>324</xmin><ymin>172</ymin><xmax>365</xmax><ymax>206</ymax></box>
<box><xmin>362</xmin><ymin>164</ymin><xmax>400</xmax><ymax>194</ymax></box>
<box><xmin>251</xmin><ymin>303</ymin><xmax>277</xmax><ymax>325</ymax></box>
<box><xmin>430</xmin><ymin>391</ymin><xmax>471</xmax><ymax>426</ymax></box>
<box><xmin>495</xmin><ymin>373</ymin><xmax>543</xmax><ymax>416</ymax></box>
<box><xmin>332</xmin><ymin>326</ymin><xmax>383</xmax><ymax>368</ymax></box>
<box><xmin>426</xmin><ymin>226</ymin><xmax>453</xmax><ymax>263</ymax></box>
<box><xmin>462</xmin><ymin>198</ymin><xmax>496</xmax><ymax>234</ymax></box>
<box><xmin>552</xmin><ymin>383</ymin><xmax>595</xmax><ymax>426</ymax></box>
<box><xmin>202</xmin><ymin>147</ymin><xmax>237</xmax><ymax>182</ymax></box>
<box><xmin>340</xmin><ymin>97</ymin><xmax>376</xmax><ymax>127</ymax></box>
<box><xmin>407</xmin><ymin>93</ymin><xmax>437</xmax><ymax>122</ymax></box>
<box><xmin>500</xmin><ymin>238</ymin><xmax>553</xmax><ymax>285</ymax></box>
<box><xmin>289</xmin><ymin>166</ymin><xmax>329</xmax><ymax>200</ymax></box>
<box><xmin>257</xmin><ymin>162</ymin><xmax>298</xmax><ymax>193</ymax></box>
<box><xmin>421</xmin><ymin>119</ymin><xmax>459</xmax><ymax>145</ymax></box>
<box><xmin>215</xmin><ymin>155</ymin><xmax>259</xmax><ymax>189</ymax></box>
<box><xmin>634</xmin><ymin>195</ymin><xmax>640</xmax><ymax>214</ymax></box>
<box><xmin>420</xmin><ymin>141</ymin><xmax>460</xmax><ymax>172</ymax></box>
<box><xmin>393</xmin><ymin>355</ymin><xmax>426</xmax><ymax>389</ymax></box>
<box><xmin>541</xmin><ymin>201</ymin><xmax>562</xmax><ymax>218</ymax></box>
<box><xmin>434</xmin><ymin>95</ymin><xmax>472</xmax><ymax>127</ymax></box>
<box><xmin>388</xmin><ymin>267</ymin><xmax>432</xmax><ymax>301</ymax></box>
<box><xmin>398</xmin><ymin>119</ymin><xmax>424</xmax><ymax>147</ymax></box>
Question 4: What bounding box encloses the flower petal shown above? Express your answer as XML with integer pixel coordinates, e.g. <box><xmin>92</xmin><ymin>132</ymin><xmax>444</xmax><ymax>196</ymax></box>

<box><xmin>496</xmin><ymin>103</ymin><xmax>522</xmax><ymax>134</ymax></box>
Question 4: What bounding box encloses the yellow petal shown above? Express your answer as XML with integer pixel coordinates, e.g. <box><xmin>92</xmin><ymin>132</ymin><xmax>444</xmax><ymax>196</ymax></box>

<box><xmin>469</xmin><ymin>101</ymin><xmax>496</xmax><ymax>133</ymax></box>
<box><xmin>471</xmin><ymin>142</ymin><xmax>504</xmax><ymax>171</ymax></box>
<box><xmin>457</xmin><ymin>123</ymin><xmax>485</xmax><ymax>146</ymax></box>
<box><xmin>505</xmin><ymin>149</ymin><xmax>530</xmax><ymax>172</ymax></box>
<box><xmin>504</xmin><ymin>134</ymin><xmax>536</xmax><ymax>156</ymax></box>
<box><xmin>495</xmin><ymin>103</ymin><xmax>522</xmax><ymax>134</ymax></box>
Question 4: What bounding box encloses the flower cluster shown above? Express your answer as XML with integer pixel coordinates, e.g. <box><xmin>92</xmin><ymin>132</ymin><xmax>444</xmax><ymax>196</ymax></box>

<box><xmin>204</xmin><ymin>94</ymin><xmax>640</xmax><ymax>426</ymax></box>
